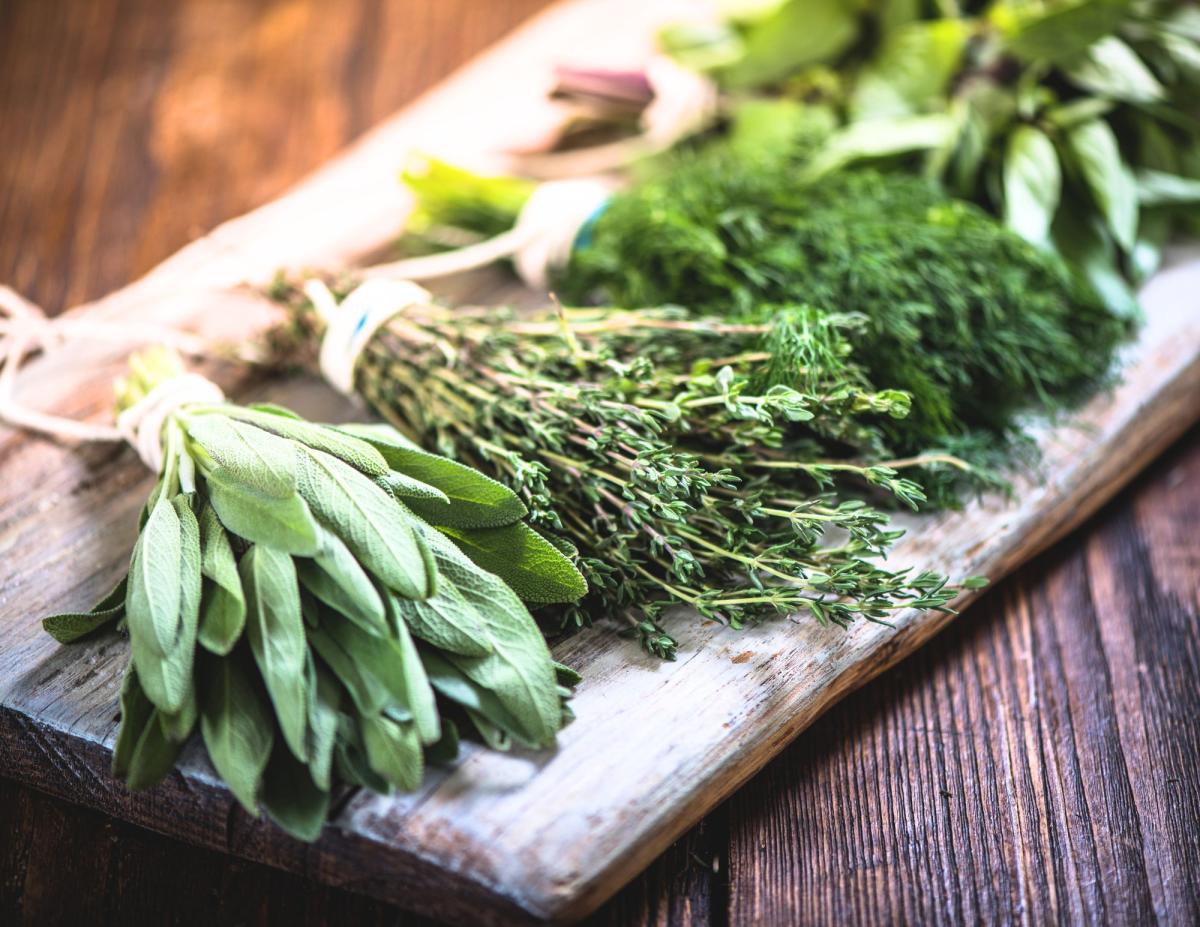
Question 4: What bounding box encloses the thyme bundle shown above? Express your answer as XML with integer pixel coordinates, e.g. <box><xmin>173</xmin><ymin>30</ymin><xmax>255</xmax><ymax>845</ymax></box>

<box><xmin>43</xmin><ymin>350</ymin><xmax>584</xmax><ymax>839</ymax></box>
<box><xmin>399</xmin><ymin>152</ymin><xmax>1127</xmax><ymax>502</ymax></box>
<box><xmin>271</xmin><ymin>287</ymin><xmax>977</xmax><ymax>658</ymax></box>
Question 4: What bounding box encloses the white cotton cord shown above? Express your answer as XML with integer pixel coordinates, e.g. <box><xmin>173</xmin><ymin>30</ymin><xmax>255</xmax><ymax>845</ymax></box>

<box><xmin>364</xmin><ymin>177</ymin><xmax>613</xmax><ymax>291</ymax></box>
<box><xmin>0</xmin><ymin>284</ymin><xmax>221</xmax><ymax>471</ymax></box>
<box><xmin>115</xmin><ymin>374</ymin><xmax>225</xmax><ymax>473</ymax></box>
<box><xmin>307</xmin><ymin>277</ymin><xmax>432</xmax><ymax>395</ymax></box>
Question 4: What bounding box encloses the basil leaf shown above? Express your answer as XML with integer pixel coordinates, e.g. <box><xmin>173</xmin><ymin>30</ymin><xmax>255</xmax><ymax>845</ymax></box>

<box><xmin>126</xmin><ymin>495</ymin><xmax>182</xmax><ymax>656</ymax></box>
<box><xmin>851</xmin><ymin>19</ymin><xmax>970</xmax><ymax>121</ymax></box>
<box><xmin>1135</xmin><ymin>169</ymin><xmax>1200</xmax><ymax>206</ymax></box>
<box><xmin>1064</xmin><ymin>36</ymin><xmax>1164</xmax><ymax>103</ymax></box>
<box><xmin>297</xmin><ymin>529</ymin><xmax>387</xmax><ymax>637</ymax></box>
<box><xmin>296</xmin><ymin>447</ymin><xmax>433</xmax><ymax>599</ymax></box>
<box><xmin>197</xmin><ymin>506</ymin><xmax>246</xmax><ymax>654</ymax></box>
<box><xmin>260</xmin><ymin>743</ymin><xmax>330</xmax><ymax>842</ymax></box>
<box><xmin>200</xmin><ymin>652</ymin><xmax>274</xmax><ymax>815</ymax></box>
<box><xmin>1067</xmin><ymin>118</ymin><xmax>1138</xmax><ymax>252</ymax></box>
<box><xmin>437</xmin><ymin>522</ymin><xmax>587</xmax><ymax>604</ymax></box>
<box><xmin>205</xmin><ymin>468</ymin><xmax>320</xmax><ymax>556</ymax></box>
<box><xmin>360</xmin><ymin>715</ymin><xmax>423</xmax><ymax>792</ymax></box>
<box><xmin>43</xmin><ymin>575</ymin><xmax>127</xmax><ymax>643</ymax></box>
<box><xmin>1002</xmin><ymin>0</ymin><xmax>1130</xmax><ymax>65</ymax></box>
<box><xmin>1003</xmin><ymin>125</ymin><xmax>1061</xmax><ymax>247</ymax></box>
<box><xmin>806</xmin><ymin>113</ymin><xmax>956</xmax><ymax>179</ymax></box>
<box><xmin>242</xmin><ymin>545</ymin><xmax>309</xmax><ymax>762</ymax></box>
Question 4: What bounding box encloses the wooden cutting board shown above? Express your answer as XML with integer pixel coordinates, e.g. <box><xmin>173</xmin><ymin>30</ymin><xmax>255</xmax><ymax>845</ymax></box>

<box><xmin>1</xmin><ymin>1</ymin><xmax>1198</xmax><ymax>924</ymax></box>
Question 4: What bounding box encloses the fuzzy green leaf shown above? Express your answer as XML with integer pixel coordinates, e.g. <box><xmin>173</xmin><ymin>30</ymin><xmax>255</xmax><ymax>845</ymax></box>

<box><xmin>305</xmin><ymin>655</ymin><xmax>340</xmax><ymax>792</ymax></box>
<box><xmin>242</xmin><ymin>545</ymin><xmax>309</xmax><ymax>763</ymax></box>
<box><xmin>297</xmin><ymin>529</ymin><xmax>388</xmax><ymax>637</ymax></box>
<box><xmin>260</xmin><ymin>743</ymin><xmax>330</xmax><ymax>842</ymax></box>
<box><xmin>296</xmin><ymin>447</ymin><xmax>433</xmax><ymax>599</ymax></box>
<box><xmin>437</xmin><ymin>522</ymin><xmax>587</xmax><ymax>604</ymax></box>
<box><xmin>126</xmin><ymin>495</ymin><xmax>182</xmax><ymax>657</ymax></box>
<box><xmin>197</xmin><ymin>506</ymin><xmax>246</xmax><ymax>654</ymax></box>
<box><xmin>200</xmin><ymin>652</ymin><xmax>274</xmax><ymax>815</ymax></box>
<box><xmin>360</xmin><ymin>715</ymin><xmax>423</xmax><ymax>792</ymax></box>
<box><xmin>205</xmin><ymin>467</ymin><xmax>321</xmax><ymax>556</ymax></box>
<box><xmin>43</xmin><ymin>575</ymin><xmax>127</xmax><ymax>644</ymax></box>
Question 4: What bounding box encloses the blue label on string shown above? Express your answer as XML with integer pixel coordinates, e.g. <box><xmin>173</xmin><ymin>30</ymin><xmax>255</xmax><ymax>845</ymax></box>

<box><xmin>571</xmin><ymin>200</ymin><xmax>610</xmax><ymax>255</ymax></box>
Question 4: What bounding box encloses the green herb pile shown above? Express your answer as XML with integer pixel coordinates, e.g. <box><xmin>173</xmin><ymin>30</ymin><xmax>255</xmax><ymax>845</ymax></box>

<box><xmin>271</xmin><ymin>289</ymin><xmax>977</xmax><ymax>658</ymax></box>
<box><xmin>43</xmin><ymin>350</ymin><xmax>584</xmax><ymax>840</ymax></box>
<box><xmin>658</xmin><ymin>0</ymin><xmax>1200</xmax><ymax>307</ymax></box>
<box><xmin>401</xmin><ymin>152</ymin><xmax>1128</xmax><ymax>502</ymax></box>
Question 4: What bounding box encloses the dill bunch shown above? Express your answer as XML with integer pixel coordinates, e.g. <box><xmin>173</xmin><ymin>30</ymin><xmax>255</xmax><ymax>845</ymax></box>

<box><xmin>563</xmin><ymin>156</ymin><xmax>1128</xmax><ymax>448</ymax></box>
<box><xmin>271</xmin><ymin>289</ymin><xmax>974</xmax><ymax>658</ymax></box>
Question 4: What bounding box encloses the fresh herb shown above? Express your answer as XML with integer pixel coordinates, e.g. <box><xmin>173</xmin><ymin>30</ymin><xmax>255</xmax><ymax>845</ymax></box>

<box><xmin>656</xmin><ymin>0</ymin><xmax>1200</xmax><ymax>301</ymax></box>
<box><xmin>399</xmin><ymin>152</ymin><xmax>1127</xmax><ymax>501</ymax></box>
<box><xmin>271</xmin><ymin>288</ymin><xmax>976</xmax><ymax>659</ymax></box>
<box><xmin>43</xmin><ymin>349</ymin><xmax>584</xmax><ymax>840</ymax></box>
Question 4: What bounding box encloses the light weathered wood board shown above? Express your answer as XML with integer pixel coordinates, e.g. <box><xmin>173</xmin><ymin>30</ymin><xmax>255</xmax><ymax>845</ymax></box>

<box><xmin>1</xmin><ymin>1</ymin><xmax>1198</xmax><ymax>924</ymax></box>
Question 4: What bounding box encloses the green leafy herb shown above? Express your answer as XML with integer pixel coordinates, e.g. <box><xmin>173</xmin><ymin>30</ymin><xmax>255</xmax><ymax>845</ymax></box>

<box><xmin>42</xmin><ymin>348</ymin><xmax>585</xmax><ymax>840</ymax></box>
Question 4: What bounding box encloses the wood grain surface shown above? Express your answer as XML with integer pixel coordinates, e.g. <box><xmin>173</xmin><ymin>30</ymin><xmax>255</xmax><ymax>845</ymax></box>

<box><xmin>2</xmin><ymin>1</ymin><xmax>1198</xmax><ymax>925</ymax></box>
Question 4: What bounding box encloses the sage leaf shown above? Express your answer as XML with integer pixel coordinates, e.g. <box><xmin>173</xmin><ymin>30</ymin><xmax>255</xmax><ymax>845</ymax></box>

<box><xmin>419</xmin><ymin>529</ymin><xmax>560</xmax><ymax>747</ymax></box>
<box><xmin>261</xmin><ymin>743</ymin><xmax>330</xmax><ymax>842</ymax></box>
<box><xmin>242</xmin><ymin>545</ymin><xmax>309</xmax><ymax>763</ymax></box>
<box><xmin>225</xmin><ymin>408</ymin><xmax>390</xmax><ymax>478</ymax></box>
<box><xmin>125</xmin><ymin>712</ymin><xmax>185</xmax><ymax>791</ymax></box>
<box><xmin>296</xmin><ymin>446</ymin><xmax>433</xmax><ymax>599</ymax></box>
<box><xmin>159</xmin><ymin>685</ymin><xmax>197</xmax><ymax>743</ymax></box>
<box><xmin>43</xmin><ymin>575</ymin><xmax>127</xmax><ymax>643</ymax></box>
<box><xmin>308</xmin><ymin>616</ymin><xmax>403</xmax><ymax>716</ymax></box>
<box><xmin>305</xmin><ymin>655</ymin><xmax>340</xmax><ymax>791</ymax></box>
<box><xmin>297</xmin><ymin>529</ymin><xmax>387</xmax><ymax>637</ymax></box>
<box><xmin>205</xmin><ymin>467</ymin><xmax>320</xmax><ymax>556</ymax></box>
<box><xmin>360</xmin><ymin>715</ymin><xmax>423</xmax><ymax>792</ymax></box>
<box><xmin>112</xmin><ymin>665</ymin><xmax>154</xmax><ymax>781</ymax></box>
<box><xmin>437</xmin><ymin>522</ymin><xmax>587</xmax><ymax>604</ymax></box>
<box><xmin>1003</xmin><ymin>125</ymin><xmax>1061</xmax><ymax>246</ymax></box>
<box><xmin>425</xmin><ymin>717</ymin><xmax>460</xmax><ymax>766</ymax></box>
<box><xmin>1068</xmin><ymin>118</ymin><xmax>1138</xmax><ymax>252</ymax></box>
<box><xmin>200</xmin><ymin>652</ymin><xmax>274</xmax><ymax>815</ymax></box>
<box><xmin>184</xmin><ymin>414</ymin><xmax>298</xmax><ymax>497</ymax></box>
<box><xmin>126</xmin><ymin>495</ymin><xmax>182</xmax><ymax>657</ymax></box>
<box><xmin>389</xmin><ymin>611</ymin><xmax>440</xmax><ymax>745</ymax></box>
<box><xmin>341</xmin><ymin>424</ymin><xmax>526</xmax><ymax>528</ymax></box>
<box><xmin>197</xmin><ymin>506</ymin><xmax>246</xmax><ymax>654</ymax></box>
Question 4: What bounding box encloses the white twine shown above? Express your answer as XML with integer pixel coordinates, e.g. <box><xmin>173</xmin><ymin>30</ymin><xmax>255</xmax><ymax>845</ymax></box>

<box><xmin>0</xmin><ymin>285</ymin><xmax>222</xmax><ymax>472</ymax></box>
<box><xmin>305</xmin><ymin>277</ymin><xmax>432</xmax><ymax>395</ymax></box>
<box><xmin>365</xmin><ymin>177</ymin><xmax>613</xmax><ymax>291</ymax></box>
<box><xmin>115</xmin><ymin>374</ymin><xmax>225</xmax><ymax>473</ymax></box>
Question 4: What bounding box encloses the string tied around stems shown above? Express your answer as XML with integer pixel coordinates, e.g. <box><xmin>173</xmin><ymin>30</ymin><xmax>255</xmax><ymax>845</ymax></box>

<box><xmin>365</xmin><ymin>177</ymin><xmax>613</xmax><ymax>290</ymax></box>
<box><xmin>305</xmin><ymin>277</ymin><xmax>432</xmax><ymax>395</ymax></box>
<box><xmin>0</xmin><ymin>285</ymin><xmax>223</xmax><ymax>471</ymax></box>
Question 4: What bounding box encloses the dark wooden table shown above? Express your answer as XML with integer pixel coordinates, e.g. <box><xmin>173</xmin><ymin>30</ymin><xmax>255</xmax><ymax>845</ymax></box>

<box><xmin>2</xmin><ymin>2</ymin><xmax>1197</xmax><ymax>924</ymax></box>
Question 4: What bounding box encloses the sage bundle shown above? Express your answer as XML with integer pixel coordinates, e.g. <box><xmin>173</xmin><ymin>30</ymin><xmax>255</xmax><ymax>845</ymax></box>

<box><xmin>42</xmin><ymin>349</ymin><xmax>585</xmax><ymax>840</ymax></box>
<box><xmin>270</xmin><ymin>281</ymin><xmax>976</xmax><ymax>658</ymax></box>
<box><xmin>385</xmin><ymin>151</ymin><xmax>1127</xmax><ymax>503</ymax></box>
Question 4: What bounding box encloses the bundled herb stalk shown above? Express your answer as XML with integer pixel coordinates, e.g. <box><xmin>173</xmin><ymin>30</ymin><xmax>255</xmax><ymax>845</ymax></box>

<box><xmin>43</xmin><ymin>349</ymin><xmax>584</xmax><ymax>840</ymax></box>
<box><xmin>395</xmin><ymin>151</ymin><xmax>1127</xmax><ymax>501</ymax></box>
<box><xmin>271</xmin><ymin>284</ymin><xmax>975</xmax><ymax>658</ymax></box>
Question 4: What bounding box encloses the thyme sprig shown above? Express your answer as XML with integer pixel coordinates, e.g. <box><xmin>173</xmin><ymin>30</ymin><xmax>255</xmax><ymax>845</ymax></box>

<box><xmin>273</xmin><ymin>291</ymin><xmax>978</xmax><ymax>658</ymax></box>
